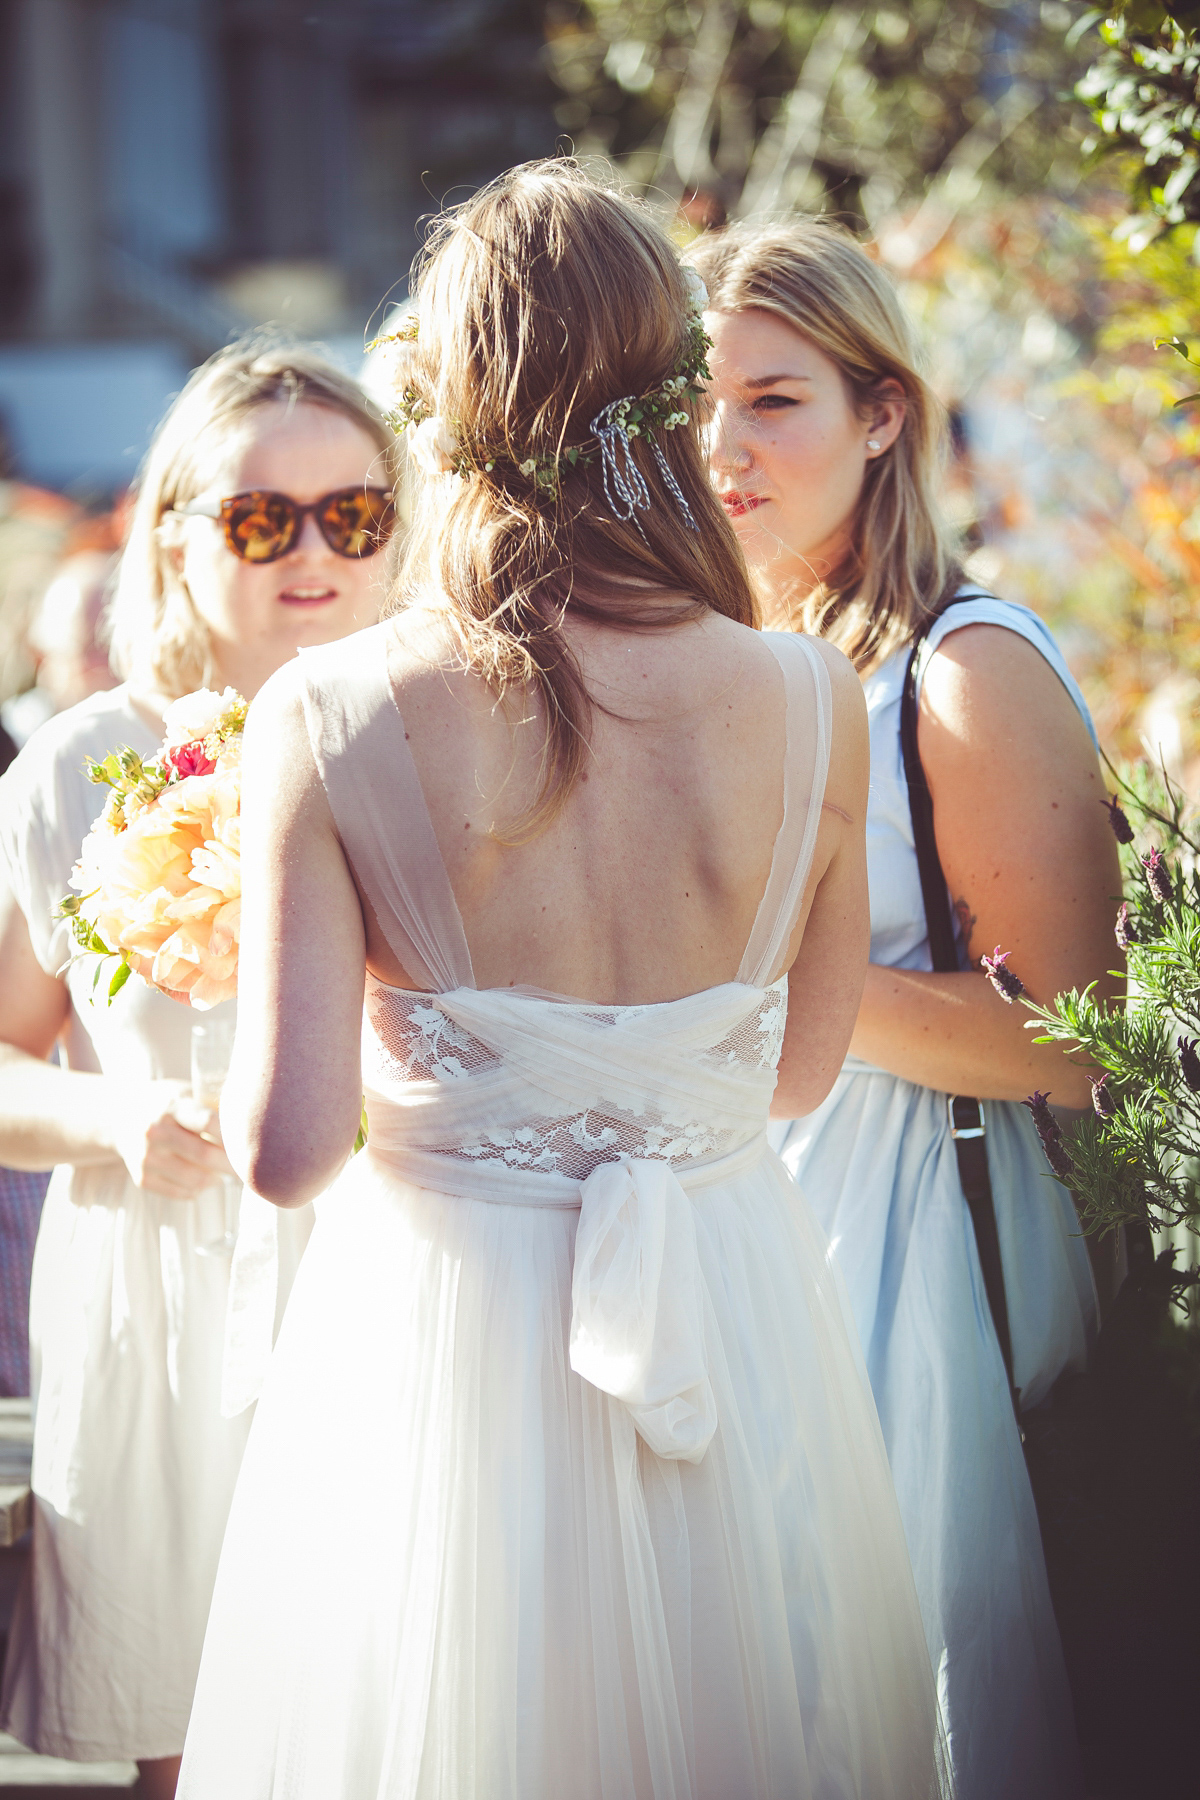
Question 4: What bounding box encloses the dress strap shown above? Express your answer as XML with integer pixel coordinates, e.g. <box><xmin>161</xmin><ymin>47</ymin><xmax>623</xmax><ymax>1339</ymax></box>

<box><xmin>735</xmin><ymin>631</ymin><xmax>832</xmax><ymax>989</ymax></box>
<box><xmin>296</xmin><ymin>624</ymin><xmax>475</xmax><ymax>994</ymax></box>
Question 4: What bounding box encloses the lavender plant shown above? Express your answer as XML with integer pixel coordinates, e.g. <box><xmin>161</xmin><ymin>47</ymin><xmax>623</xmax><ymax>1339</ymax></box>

<box><xmin>1017</xmin><ymin>760</ymin><xmax>1200</xmax><ymax>1260</ymax></box>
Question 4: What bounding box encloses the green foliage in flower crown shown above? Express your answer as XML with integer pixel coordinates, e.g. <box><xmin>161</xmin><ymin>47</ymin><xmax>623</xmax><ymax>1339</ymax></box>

<box><xmin>373</xmin><ymin>304</ymin><xmax>712</xmax><ymax>494</ymax></box>
<box><xmin>1023</xmin><ymin>758</ymin><xmax>1200</xmax><ymax>1255</ymax></box>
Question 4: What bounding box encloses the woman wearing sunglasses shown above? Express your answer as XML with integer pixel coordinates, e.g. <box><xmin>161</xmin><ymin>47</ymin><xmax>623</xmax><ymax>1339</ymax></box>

<box><xmin>0</xmin><ymin>337</ymin><xmax>395</xmax><ymax>1798</ymax></box>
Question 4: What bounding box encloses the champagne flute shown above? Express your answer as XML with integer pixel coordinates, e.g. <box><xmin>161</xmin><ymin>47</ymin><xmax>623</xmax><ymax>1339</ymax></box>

<box><xmin>191</xmin><ymin>1017</ymin><xmax>239</xmax><ymax>1257</ymax></box>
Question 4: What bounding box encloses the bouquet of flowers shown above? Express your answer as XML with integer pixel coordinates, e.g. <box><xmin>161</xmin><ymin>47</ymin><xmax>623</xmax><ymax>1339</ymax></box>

<box><xmin>61</xmin><ymin>688</ymin><xmax>246</xmax><ymax>1009</ymax></box>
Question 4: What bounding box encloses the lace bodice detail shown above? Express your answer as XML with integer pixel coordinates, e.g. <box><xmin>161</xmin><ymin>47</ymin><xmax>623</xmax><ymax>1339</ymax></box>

<box><xmin>363</xmin><ymin>978</ymin><xmax>788</xmax><ymax>1182</ymax></box>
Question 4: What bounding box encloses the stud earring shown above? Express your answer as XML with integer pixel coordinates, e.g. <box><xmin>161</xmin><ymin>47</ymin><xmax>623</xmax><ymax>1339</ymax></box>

<box><xmin>866</xmin><ymin>438</ymin><xmax>881</xmax><ymax>451</ymax></box>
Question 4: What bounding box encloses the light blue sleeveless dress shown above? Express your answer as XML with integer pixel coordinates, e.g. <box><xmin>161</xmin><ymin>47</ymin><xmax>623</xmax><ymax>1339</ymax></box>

<box><xmin>773</xmin><ymin>594</ymin><xmax>1098</xmax><ymax>1800</ymax></box>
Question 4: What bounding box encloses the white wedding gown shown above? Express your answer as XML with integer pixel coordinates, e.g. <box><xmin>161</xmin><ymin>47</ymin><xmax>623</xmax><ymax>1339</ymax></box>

<box><xmin>178</xmin><ymin>623</ymin><xmax>951</xmax><ymax>1800</ymax></box>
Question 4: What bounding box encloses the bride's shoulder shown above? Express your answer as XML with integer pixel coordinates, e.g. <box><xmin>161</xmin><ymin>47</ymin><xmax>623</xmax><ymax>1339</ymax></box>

<box><xmin>759</xmin><ymin>626</ymin><xmax>856</xmax><ymax>684</ymax></box>
<box><xmin>758</xmin><ymin>629</ymin><xmax>865</xmax><ymax>728</ymax></box>
<box><xmin>254</xmin><ymin>618</ymin><xmax>401</xmax><ymax>718</ymax></box>
<box><xmin>295</xmin><ymin>618</ymin><xmax>397</xmax><ymax>686</ymax></box>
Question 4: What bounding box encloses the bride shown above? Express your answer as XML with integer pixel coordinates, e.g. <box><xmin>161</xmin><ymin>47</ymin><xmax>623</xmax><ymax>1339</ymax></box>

<box><xmin>178</xmin><ymin>160</ymin><xmax>949</xmax><ymax>1800</ymax></box>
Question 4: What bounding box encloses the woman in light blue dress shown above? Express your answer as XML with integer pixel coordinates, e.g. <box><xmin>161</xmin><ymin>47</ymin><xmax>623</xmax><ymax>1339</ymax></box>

<box><xmin>692</xmin><ymin>220</ymin><xmax>1121</xmax><ymax>1800</ymax></box>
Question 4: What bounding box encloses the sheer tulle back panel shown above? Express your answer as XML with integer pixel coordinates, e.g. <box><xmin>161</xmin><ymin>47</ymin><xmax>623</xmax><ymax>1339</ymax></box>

<box><xmin>297</xmin><ymin>629</ymin><xmax>475</xmax><ymax>994</ymax></box>
<box><xmin>298</xmin><ymin>622</ymin><xmax>830</xmax><ymax>1002</ymax></box>
<box><xmin>735</xmin><ymin>631</ymin><xmax>831</xmax><ymax>989</ymax></box>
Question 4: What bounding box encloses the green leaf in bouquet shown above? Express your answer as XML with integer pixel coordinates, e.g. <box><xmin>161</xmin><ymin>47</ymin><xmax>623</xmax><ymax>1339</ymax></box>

<box><xmin>107</xmin><ymin>960</ymin><xmax>132</xmax><ymax>1000</ymax></box>
<box><xmin>85</xmin><ymin>751</ymin><xmax>125</xmax><ymax>791</ymax></box>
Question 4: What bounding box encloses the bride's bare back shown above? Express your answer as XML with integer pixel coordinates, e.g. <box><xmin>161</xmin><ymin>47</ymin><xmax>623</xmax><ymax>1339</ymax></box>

<box><xmin>227</xmin><ymin>602</ymin><xmax>868</xmax><ymax>1206</ymax></box>
<box><xmin>373</xmin><ymin>606</ymin><xmax>842</xmax><ymax>1001</ymax></box>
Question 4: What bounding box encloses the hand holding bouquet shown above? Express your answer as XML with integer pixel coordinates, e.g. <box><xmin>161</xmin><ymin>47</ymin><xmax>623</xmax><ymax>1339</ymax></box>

<box><xmin>61</xmin><ymin>688</ymin><xmax>247</xmax><ymax>1009</ymax></box>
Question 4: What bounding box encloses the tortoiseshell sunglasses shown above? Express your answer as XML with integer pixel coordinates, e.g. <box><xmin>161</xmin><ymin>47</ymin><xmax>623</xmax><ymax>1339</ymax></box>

<box><xmin>176</xmin><ymin>486</ymin><xmax>396</xmax><ymax>563</ymax></box>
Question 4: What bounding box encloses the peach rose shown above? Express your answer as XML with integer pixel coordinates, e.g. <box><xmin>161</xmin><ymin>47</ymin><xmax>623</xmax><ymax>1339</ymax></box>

<box><xmin>71</xmin><ymin>750</ymin><xmax>244</xmax><ymax>1009</ymax></box>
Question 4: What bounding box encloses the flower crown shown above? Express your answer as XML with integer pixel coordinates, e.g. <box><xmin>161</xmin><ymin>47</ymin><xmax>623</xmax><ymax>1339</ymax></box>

<box><xmin>372</xmin><ymin>269</ymin><xmax>711</xmax><ymax>531</ymax></box>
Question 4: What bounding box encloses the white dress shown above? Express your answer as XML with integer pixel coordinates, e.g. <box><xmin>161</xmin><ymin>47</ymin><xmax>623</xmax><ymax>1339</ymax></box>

<box><xmin>178</xmin><ymin>622</ymin><xmax>951</xmax><ymax>1800</ymax></box>
<box><xmin>0</xmin><ymin>687</ymin><xmax>310</xmax><ymax>1761</ymax></box>
<box><xmin>773</xmin><ymin>597</ymin><xmax>1098</xmax><ymax>1800</ymax></box>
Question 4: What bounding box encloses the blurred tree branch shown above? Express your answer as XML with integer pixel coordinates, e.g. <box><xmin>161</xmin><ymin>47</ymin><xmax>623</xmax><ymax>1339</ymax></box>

<box><xmin>653</xmin><ymin>1</ymin><xmax>741</xmax><ymax>197</ymax></box>
<box><xmin>543</xmin><ymin>1</ymin><xmax>1095</xmax><ymax>223</ymax></box>
<box><xmin>735</xmin><ymin>3</ymin><xmax>865</xmax><ymax>218</ymax></box>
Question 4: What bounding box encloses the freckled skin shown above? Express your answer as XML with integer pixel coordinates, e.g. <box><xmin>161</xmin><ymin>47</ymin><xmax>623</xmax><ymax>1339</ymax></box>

<box><xmin>705</xmin><ymin>308</ymin><xmax>905</xmax><ymax>598</ymax></box>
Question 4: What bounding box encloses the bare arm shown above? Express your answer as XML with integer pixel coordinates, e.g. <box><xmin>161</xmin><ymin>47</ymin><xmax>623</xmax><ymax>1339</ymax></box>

<box><xmin>220</xmin><ymin>670</ymin><xmax>367</xmax><ymax>1207</ymax></box>
<box><xmin>0</xmin><ymin>879</ymin><xmax>230</xmax><ymax>1194</ymax></box>
<box><xmin>772</xmin><ymin>644</ymin><xmax>871</xmax><ymax>1118</ymax></box>
<box><xmin>849</xmin><ymin>626</ymin><xmax>1122</xmax><ymax>1106</ymax></box>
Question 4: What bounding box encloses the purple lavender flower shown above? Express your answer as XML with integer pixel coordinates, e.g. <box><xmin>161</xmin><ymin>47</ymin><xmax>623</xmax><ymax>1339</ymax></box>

<box><xmin>1101</xmin><ymin>794</ymin><xmax>1135</xmax><ymax>844</ymax></box>
<box><xmin>1180</xmin><ymin>1037</ymin><xmax>1200</xmax><ymax>1095</ymax></box>
<box><xmin>1115</xmin><ymin>902</ymin><xmax>1138</xmax><ymax>951</ymax></box>
<box><xmin>1023</xmin><ymin>1090</ymin><xmax>1061</xmax><ymax>1142</ymax></box>
<box><xmin>1044</xmin><ymin>1136</ymin><xmax>1076</xmax><ymax>1182</ymax></box>
<box><xmin>1142</xmin><ymin>848</ymin><xmax>1173</xmax><ymax>905</ymax></box>
<box><xmin>981</xmin><ymin>946</ymin><xmax>1025</xmax><ymax>1003</ymax></box>
<box><xmin>1022</xmin><ymin>1091</ymin><xmax>1075</xmax><ymax>1180</ymax></box>
<box><xmin>1090</xmin><ymin>1074</ymin><xmax>1116</xmax><ymax>1119</ymax></box>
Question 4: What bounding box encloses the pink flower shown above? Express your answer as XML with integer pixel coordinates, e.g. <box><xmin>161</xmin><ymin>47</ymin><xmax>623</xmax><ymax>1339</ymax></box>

<box><xmin>165</xmin><ymin>740</ymin><xmax>216</xmax><ymax>780</ymax></box>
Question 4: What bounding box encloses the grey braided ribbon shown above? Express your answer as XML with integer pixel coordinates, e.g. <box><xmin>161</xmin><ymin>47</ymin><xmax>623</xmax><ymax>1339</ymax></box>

<box><xmin>648</xmin><ymin>437</ymin><xmax>699</xmax><ymax>534</ymax></box>
<box><xmin>588</xmin><ymin>399</ymin><xmax>699</xmax><ymax>534</ymax></box>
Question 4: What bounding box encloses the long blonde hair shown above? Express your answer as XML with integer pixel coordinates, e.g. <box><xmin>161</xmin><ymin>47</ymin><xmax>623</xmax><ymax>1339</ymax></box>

<box><xmin>392</xmin><ymin>158</ymin><xmax>757</xmax><ymax>838</ymax></box>
<box><xmin>687</xmin><ymin>219</ymin><xmax>960</xmax><ymax>670</ymax></box>
<box><xmin>109</xmin><ymin>335</ymin><xmax>396</xmax><ymax>698</ymax></box>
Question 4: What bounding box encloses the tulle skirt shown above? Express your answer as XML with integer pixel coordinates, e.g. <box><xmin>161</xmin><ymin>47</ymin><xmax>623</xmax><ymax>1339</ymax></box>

<box><xmin>178</xmin><ymin>1147</ymin><xmax>949</xmax><ymax>1799</ymax></box>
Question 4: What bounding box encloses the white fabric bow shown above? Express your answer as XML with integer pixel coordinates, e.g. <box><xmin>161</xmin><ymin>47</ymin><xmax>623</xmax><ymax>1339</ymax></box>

<box><xmin>569</xmin><ymin>1156</ymin><xmax>717</xmax><ymax>1463</ymax></box>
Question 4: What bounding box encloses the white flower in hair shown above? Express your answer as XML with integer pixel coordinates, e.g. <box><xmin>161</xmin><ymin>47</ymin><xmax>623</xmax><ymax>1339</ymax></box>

<box><xmin>408</xmin><ymin>416</ymin><xmax>460</xmax><ymax>476</ymax></box>
<box><xmin>682</xmin><ymin>267</ymin><xmax>709</xmax><ymax>312</ymax></box>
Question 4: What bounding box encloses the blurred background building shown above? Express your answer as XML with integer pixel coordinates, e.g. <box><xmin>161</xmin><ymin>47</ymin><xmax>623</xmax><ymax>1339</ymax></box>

<box><xmin>0</xmin><ymin>0</ymin><xmax>554</xmax><ymax>496</ymax></box>
<box><xmin>0</xmin><ymin>0</ymin><xmax>1194</xmax><ymax>775</ymax></box>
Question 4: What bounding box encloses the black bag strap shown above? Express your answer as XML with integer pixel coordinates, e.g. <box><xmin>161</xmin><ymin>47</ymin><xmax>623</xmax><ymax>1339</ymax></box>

<box><xmin>900</xmin><ymin>591</ymin><xmax>1020</xmax><ymax>1416</ymax></box>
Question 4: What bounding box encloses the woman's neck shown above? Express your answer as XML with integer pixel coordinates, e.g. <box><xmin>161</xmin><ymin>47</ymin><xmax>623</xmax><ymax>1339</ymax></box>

<box><xmin>125</xmin><ymin>687</ymin><xmax>171</xmax><ymax>734</ymax></box>
<box><xmin>758</xmin><ymin>527</ymin><xmax>857</xmax><ymax>633</ymax></box>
